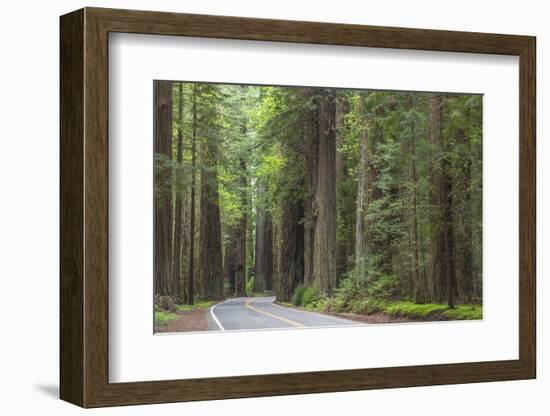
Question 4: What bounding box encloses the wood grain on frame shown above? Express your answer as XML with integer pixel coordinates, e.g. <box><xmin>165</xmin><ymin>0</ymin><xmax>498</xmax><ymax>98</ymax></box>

<box><xmin>60</xmin><ymin>7</ymin><xmax>536</xmax><ymax>407</ymax></box>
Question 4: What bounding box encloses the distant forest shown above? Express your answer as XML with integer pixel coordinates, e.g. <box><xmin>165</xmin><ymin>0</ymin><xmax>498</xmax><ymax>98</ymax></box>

<box><xmin>154</xmin><ymin>81</ymin><xmax>482</xmax><ymax>315</ymax></box>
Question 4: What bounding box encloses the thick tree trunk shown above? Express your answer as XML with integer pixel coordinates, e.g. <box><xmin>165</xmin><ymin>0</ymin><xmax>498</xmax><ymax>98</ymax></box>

<box><xmin>154</xmin><ymin>80</ymin><xmax>173</xmax><ymax>296</ymax></box>
<box><xmin>172</xmin><ymin>82</ymin><xmax>184</xmax><ymax>299</ymax></box>
<box><xmin>254</xmin><ymin>182</ymin><xmax>273</xmax><ymax>292</ymax></box>
<box><xmin>303</xmin><ymin>91</ymin><xmax>318</xmax><ymax>287</ymax></box>
<box><xmin>224</xmin><ymin>225</ymin><xmax>238</xmax><ymax>295</ymax></box>
<box><xmin>462</xmin><ymin>132</ymin><xmax>474</xmax><ymax>302</ymax></box>
<box><xmin>272</xmin><ymin>220</ymin><xmax>280</xmax><ymax>294</ymax></box>
<box><xmin>234</xmin><ymin>157</ymin><xmax>248</xmax><ymax>297</ymax></box>
<box><xmin>254</xmin><ymin>192</ymin><xmax>267</xmax><ymax>292</ymax></box>
<box><xmin>181</xmin><ymin>195</ymin><xmax>190</xmax><ymax>303</ymax></box>
<box><xmin>455</xmin><ymin>127</ymin><xmax>474</xmax><ymax>302</ymax></box>
<box><xmin>198</xmin><ymin>117</ymin><xmax>224</xmax><ymax>301</ymax></box>
<box><xmin>429</xmin><ymin>94</ymin><xmax>444</xmax><ymax>302</ymax></box>
<box><xmin>409</xmin><ymin>95</ymin><xmax>427</xmax><ymax>303</ymax></box>
<box><xmin>409</xmin><ymin>107</ymin><xmax>426</xmax><ymax>304</ymax></box>
<box><xmin>437</xmin><ymin>97</ymin><xmax>456</xmax><ymax>309</ymax></box>
<box><xmin>276</xmin><ymin>200</ymin><xmax>305</xmax><ymax>301</ymax></box>
<box><xmin>187</xmin><ymin>87</ymin><xmax>197</xmax><ymax>304</ymax></box>
<box><xmin>264</xmin><ymin>215</ymin><xmax>274</xmax><ymax>290</ymax></box>
<box><xmin>335</xmin><ymin>95</ymin><xmax>349</xmax><ymax>281</ymax></box>
<box><xmin>441</xmin><ymin>153</ymin><xmax>456</xmax><ymax>309</ymax></box>
<box><xmin>355</xmin><ymin>100</ymin><xmax>369</xmax><ymax>277</ymax></box>
<box><xmin>313</xmin><ymin>90</ymin><xmax>337</xmax><ymax>296</ymax></box>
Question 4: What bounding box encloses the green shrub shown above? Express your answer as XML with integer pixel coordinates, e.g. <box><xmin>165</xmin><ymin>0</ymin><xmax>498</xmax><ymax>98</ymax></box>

<box><xmin>384</xmin><ymin>302</ymin><xmax>446</xmax><ymax>318</ymax></box>
<box><xmin>365</xmin><ymin>298</ymin><xmax>387</xmax><ymax>314</ymax></box>
<box><xmin>383</xmin><ymin>301</ymin><xmax>482</xmax><ymax>320</ymax></box>
<box><xmin>443</xmin><ymin>305</ymin><xmax>482</xmax><ymax>320</ymax></box>
<box><xmin>335</xmin><ymin>270</ymin><xmax>370</xmax><ymax>304</ymax></box>
<box><xmin>302</xmin><ymin>286</ymin><xmax>319</xmax><ymax>306</ymax></box>
<box><xmin>317</xmin><ymin>297</ymin><xmax>334</xmax><ymax>311</ymax></box>
<box><xmin>291</xmin><ymin>285</ymin><xmax>306</xmax><ymax>306</ymax></box>
<box><xmin>333</xmin><ymin>297</ymin><xmax>349</xmax><ymax>313</ymax></box>
<box><xmin>367</xmin><ymin>274</ymin><xmax>400</xmax><ymax>299</ymax></box>
<box><xmin>303</xmin><ymin>296</ymin><xmax>329</xmax><ymax>311</ymax></box>
<box><xmin>348</xmin><ymin>299</ymin><xmax>366</xmax><ymax>314</ymax></box>
<box><xmin>246</xmin><ymin>276</ymin><xmax>254</xmax><ymax>295</ymax></box>
<box><xmin>154</xmin><ymin>310</ymin><xmax>178</xmax><ymax>326</ymax></box>
<box><xmin>176</xmin><ymin>300</ymin><xmax>214</xmax><ymax>311</ymax></box>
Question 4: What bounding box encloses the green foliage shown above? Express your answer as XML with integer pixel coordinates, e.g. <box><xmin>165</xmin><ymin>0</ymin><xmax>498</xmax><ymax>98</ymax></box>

<box><xmin>291</xmin><ymin>285</ymin><xmax>306</xmax><ymax>306</ymax></box>
<box><xmin>384</xmin><ymin>302</ymin><xmax>447</xmax><ymax>318</ymax></box>
<box><xmin>162</xmin><ymin>81</ymin><xmax>483</xmax><ymax>313</ymax></box>
<box><xmin>296</xmin><ymin>297</ymin><xmax>481</xmax><ymax>321</ymax></box>
<box><xmin>302</xmin><ymin>286</ymin><xmax>318</xmax><ymax>306</ymax></box>
<box><xmin>443</xmin><ymin>305</ymin><xmax>483</xmax><ymax>320</ymax></box>
<box><xmin>383</xmin><ymin>302</ymin><xmax>482</xmax><ymax>321</ymax></box>
<box><xmin>367</xmin><ymin>274</ymin><xmax>401</xmax><ymax>299</ymax></box>
<box><xmin>154</xmin><ymin>310</ymin><xmax>178</xmax><ymax>326</ymax></box>
<box><xmin>176</xmin><ymin>300</ymin><xmax>214</xmax><ymax>311</ymax></box>
<box><xmin>291</xmin><ymin>285</ymin><xmax>320</xmax><ymax>307</ymax></box>
<box><xmin>304</xmin><ymin>297</ymin><xmax>330</xmax><ymax>311</ymax></box>
<box><xmin>246</xmin><ymin>276</ymin><xmax>254</xmax><ymax>295</ymax></box>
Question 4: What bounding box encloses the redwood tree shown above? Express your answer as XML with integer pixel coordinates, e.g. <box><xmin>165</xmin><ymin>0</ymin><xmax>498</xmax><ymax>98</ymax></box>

<box><xmin>154</xmin><ymin>80</ymin><xmax>173</xmax><ymax>296</ymax></box>
<box><xmin>313</xmin><ymin>90</ymin><xmax>337</xmax><ymax>296</ymax></box>
<box><xmin>198</xmin><ymin>100</ymin><xmax>224</xmax><ymax>300</ymax></box>
<box><xmin>171</xmin><ymin>82</ymin><xmax>184</xmax><ymax>299</ymax></box>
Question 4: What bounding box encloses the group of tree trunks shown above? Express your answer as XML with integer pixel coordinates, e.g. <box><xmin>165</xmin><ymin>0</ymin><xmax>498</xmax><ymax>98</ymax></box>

<box><xmin>154</xmin><ymin>81</ymin><xmax>482</xmax><ymax>308</ymax></box>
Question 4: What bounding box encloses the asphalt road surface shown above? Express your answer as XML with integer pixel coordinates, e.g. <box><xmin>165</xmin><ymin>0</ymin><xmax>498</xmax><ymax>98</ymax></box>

<box><xmin>209</xmin><ymin>296</ymin><xmax>361</xmax><ymax>331</ymax></box>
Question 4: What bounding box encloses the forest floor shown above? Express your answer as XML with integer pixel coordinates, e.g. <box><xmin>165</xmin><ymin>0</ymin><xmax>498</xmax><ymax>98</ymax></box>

<box><xmin>277</xmin><ymin>303</ymin><xmax>412</xmax><ymax>324</ymax></box>
<box><xmin>155</xmin><ymin>308</ymin><xmax>210</xmax><ymax>333</ymax></box>
<box><xmin>281</xmin><ymin>301</ymin><xmax>482</xmax><ymax>323</ymax></box>
<box><xmin>154</xmin><ymin>300</ymin><xmax>216</xmax><ymax>333</ymax></box>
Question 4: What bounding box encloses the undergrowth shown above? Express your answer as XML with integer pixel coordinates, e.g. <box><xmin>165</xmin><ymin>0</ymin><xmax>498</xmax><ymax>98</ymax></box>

<box><xmin>287</xmin><ymin>285</ymin><xmax>482</xmax><ymax>321</ymax></box>
<box><xmin>154</xmin><ymin>310</ymin><xmax>179</xmax><ymax>326</ymax></box>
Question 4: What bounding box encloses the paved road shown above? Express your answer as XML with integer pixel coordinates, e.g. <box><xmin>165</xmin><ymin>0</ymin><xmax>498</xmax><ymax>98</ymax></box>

<box><xmin>209</xmin><ymin>296</ymin><xmax>361</xmax><ymax>331</ymax></box>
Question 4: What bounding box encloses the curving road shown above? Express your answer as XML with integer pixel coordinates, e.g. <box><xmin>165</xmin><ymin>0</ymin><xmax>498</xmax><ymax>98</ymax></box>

<box><xmin>208</xmin><ymin>296</ymin><xmax>361</xmax><ymax>331</ymax></box>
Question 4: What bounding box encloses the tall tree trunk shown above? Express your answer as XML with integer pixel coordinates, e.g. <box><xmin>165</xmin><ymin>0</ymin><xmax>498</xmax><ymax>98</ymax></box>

<box><xmin>264</xmin><ymin>214</ymin><xmax>274</xmax><ymax>291</ymax></box>
<box><xmin>276</xmin><ymin>200</ymin><xmax>305</xmax><ymax>301</ymax></box>
<box><xmin>254</xmin><ymin>182</ymin><xmax>273</xmax><ymax>292</ymax></box>
<box><xmin>198</xmin><ymin>89</ymin><xmax>225</xmax><ymax>301</ymax></box>
<box><xmin>313</xmin><ymin>90</ymin><xmax>337</xmax><ymax>295</ymax></box>
<box><xmin>154</xmin><ymin>80</ymin><xmax>173</xmax><ymax>296</ymax></box>
<box><xmin>441</xmin><ymin>152</ymin><xmax>456</xmax><ymax>309</ymax></box>
<box><xmin>181</xmin><ymin>195</ymin><xmax>190</xmax><ymax>303</ymax></box>
<box><xmin>234</xmin><ymin>157</ymin><xmax>248</xmax><ymax>297</ymax></box>
<box><xmin>407</xmin><ymin>228</ymin><xmax>414</xmax><ymax>295</ymax></box>
<box><xmin>409</xmin><ymin>104</ymin><xmax>426</xmax><ymax>304</ymax></box>
<box><xmin>303</xmin><ymin>91</ymin><xmax>318</xmax><ymax>287</ymax></box>
<box><xmin>420</xmin><ymin>225</ymin><xmax>429</xmax><ymax>301</ymax></box>
<box><xmin>335</xmin><ymin>95</ymin><xmax>349</xmax><ymax>282</ymax></box>
<box><xmin>463</xmin><ymin>130</ymin><xmax>474</xmax><ymax>302</ymax></box>
<box><xmin>355</xmin><ymin>98</ymin><xmax>369</xmax><ymax>277</ymax></box>
<box><xmin>439</xmin><ymin>98</ymin><xmax>456</xmax><ymax>309</ymax></box>
<box><xmin>272</xmin><ymin>219</ymin><xmax>280</xmax><ymax>294</ymax></box>
<box><xmin>198</xmin><ymin>134</ymin><xmax>224</xmax><ymax>300</ymax></box>
<box><xmin>224</xmin><ymin>225</ymin><xmax>238</xmax><ymax>294</ymax></box>
<box><xmin>455</xmin><ymin>127</ymin><xmax>474</xmax><ymax>302</ymax></box>
<box><xmin>172</xmin><ymin>82</ymin><xmax>184</xmax><ymax>299</ymax></box>
<box><xmin>410</xmin><ymin>139</ymin><xmax>424</xmax><ymax>303</ymax></box>
<box><xmin>187</xmin><ymin>86</ymin><xmax>197</xmax><ymax>304</ymax></box>
<box><xmin>429</xmin><ymin>94</ymin><xmax>444</xmax><ymax>302</ymax></box>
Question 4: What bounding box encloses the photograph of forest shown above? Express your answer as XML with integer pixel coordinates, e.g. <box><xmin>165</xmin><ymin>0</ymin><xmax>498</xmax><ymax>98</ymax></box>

<box><xmin>153</xmin><ymin>80</ymin><xmax>482</xmax><ymax>333</ymax></box>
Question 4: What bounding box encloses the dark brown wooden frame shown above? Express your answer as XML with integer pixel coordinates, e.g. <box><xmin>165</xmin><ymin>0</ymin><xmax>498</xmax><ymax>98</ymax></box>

<box><xmin>60</xmin><ymin>7</ymin><xmax>536</xmax><ymax>408</ymax></box>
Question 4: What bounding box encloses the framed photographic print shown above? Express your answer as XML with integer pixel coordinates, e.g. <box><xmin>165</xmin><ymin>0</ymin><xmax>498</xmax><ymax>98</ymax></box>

<box><xmin>60</xmin><ymin>7</ymin><xmax>536</xmax><ymax>408</ymax></box>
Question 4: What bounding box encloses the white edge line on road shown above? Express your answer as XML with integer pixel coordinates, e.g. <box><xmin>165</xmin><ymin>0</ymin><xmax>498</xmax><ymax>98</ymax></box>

<box><xmin>210</xmin><ymin>299</ymin><xmax>231</xmax><ymax>331</ymax></box>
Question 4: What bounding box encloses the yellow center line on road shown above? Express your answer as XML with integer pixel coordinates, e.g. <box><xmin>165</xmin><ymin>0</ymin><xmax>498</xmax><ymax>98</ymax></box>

<box><xmin>245</xmin><ymin>300</ymin><xmax>306</xmax><ymax>328</ymax></box>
